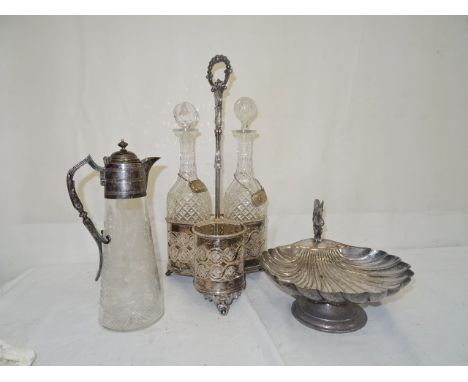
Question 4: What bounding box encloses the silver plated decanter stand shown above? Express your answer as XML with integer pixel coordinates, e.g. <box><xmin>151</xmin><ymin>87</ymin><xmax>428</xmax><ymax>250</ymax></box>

<box><xmin>166</xmin><ymin>102</ymin><xmax>211</xmax><ymax>276</ymax></box>
<box><xmin>192</xmin><ymin>55</ymin><xmax>246</xmax><ymax>315</ymax></box>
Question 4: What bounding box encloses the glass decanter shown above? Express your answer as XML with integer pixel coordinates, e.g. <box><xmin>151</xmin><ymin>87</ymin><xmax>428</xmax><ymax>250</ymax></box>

<box><xmin>224</xmin><ymin>97</ymin><xmax>267</xmax><ymax>272</ymax></box>
<box><xmin>166</xmin><ymin>102</ymin><xmax>212</xmax><ymax>276</ymax></box>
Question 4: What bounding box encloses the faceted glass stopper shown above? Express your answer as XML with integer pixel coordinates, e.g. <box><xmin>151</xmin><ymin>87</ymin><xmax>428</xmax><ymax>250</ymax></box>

<box><xmin>173</xmin><ymin>102</ymin><xmax>199</xmax><ymax>130</ymax></box>
<box><xmin>234</xmin><ymin>97</ymin><xmax>257</xmax><ymax>131</ymax></box>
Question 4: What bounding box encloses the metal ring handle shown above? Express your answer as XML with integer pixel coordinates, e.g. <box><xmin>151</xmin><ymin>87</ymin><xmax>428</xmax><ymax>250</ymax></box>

<box><xmin>206</xmin><ymin>54</ymin><xmax>232</xmax><ymax>90</ymax></box>
<box><xmin>66</xmin><ymin>155</ymin><xmax>111</xmax><ymax>281</ymax></box>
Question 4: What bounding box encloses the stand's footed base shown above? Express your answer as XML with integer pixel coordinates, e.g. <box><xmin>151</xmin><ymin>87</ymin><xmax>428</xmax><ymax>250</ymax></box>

<box><xmin>195</xmin><ymin>276</ymin><xmax>246</xmax><ymax>316</ymax></box>
<box><xmin>244</xmin><ymin>258</ymin><xmax>262</xmax><ymax>273</ymax></box>
<box><xmin>203</xmin><ymin>291</ymin><xmax>242</xmax><ymax>315</ymax></box>
<box><xmin>165</xmin><ymin>267</ymin><xmax>192</xmax><ymax>277</ymax></box>
<box><xmin>291</xmin><ymin>297</ymin><xmax>367</xmax><ymax>333</ymax></box>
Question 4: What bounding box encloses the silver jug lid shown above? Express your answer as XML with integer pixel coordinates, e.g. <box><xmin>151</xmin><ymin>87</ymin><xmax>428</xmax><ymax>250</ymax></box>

<box><xmin>106</xmin><ymin>140</ymin><xmax>141</xmax><ymax>165</ymax></box>
<box><xmin>103</xmin><ymin>140</ymin><xmax>157</xmax><ymax>199</ymax></box>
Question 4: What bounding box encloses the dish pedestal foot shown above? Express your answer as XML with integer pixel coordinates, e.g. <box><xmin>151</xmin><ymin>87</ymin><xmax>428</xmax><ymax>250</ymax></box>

<box><xmin>291</xmin><ymin>297</ymin><xmax>367</xmax><ymax>333</ymax></box>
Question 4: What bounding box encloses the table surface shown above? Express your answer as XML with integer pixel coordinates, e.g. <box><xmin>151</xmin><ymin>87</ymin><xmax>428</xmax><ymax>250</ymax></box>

<box><xmin>1</xmin><ymin>246</ymin><xmax>467</xmax><ymax>365</ymax></box>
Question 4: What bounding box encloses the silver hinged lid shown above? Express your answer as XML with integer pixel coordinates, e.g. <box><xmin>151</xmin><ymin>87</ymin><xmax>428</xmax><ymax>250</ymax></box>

<box><xmin>102</xmin><ymin>140</ymin><xmax>159</xmax><ymax>199</ymax></box>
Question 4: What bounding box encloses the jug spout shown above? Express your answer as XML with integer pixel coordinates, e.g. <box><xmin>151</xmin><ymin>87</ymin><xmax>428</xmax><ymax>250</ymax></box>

<box><xmin>142</xmin><ymin>157</ymin><xmax>160</xmax><ymax>188</ymax></box>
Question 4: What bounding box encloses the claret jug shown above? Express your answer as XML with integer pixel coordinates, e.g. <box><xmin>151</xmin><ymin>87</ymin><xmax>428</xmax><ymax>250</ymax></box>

<box><xmin>66</xmin><ymin>140</ymin><xmax>164</xmax><ymax>331</ymax></box>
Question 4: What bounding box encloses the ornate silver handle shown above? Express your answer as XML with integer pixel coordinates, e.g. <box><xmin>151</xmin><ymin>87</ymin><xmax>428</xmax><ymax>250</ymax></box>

<box><xmin>206</xmin><ymin>54</ymin><xmax>232</xmax><ymax>90</ymax></box>
<box><xmin>206</xmin><ymin>55</ymin><xmax>233</xmax><ymax>218</ymax></box>
<box><xmin>66</xmin><ymin>155</ymin><xmax>111</xmax><ymax>281</ymax></box>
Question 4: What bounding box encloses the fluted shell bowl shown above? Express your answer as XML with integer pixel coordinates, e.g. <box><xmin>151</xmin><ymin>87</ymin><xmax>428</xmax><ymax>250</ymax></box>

<box><xmin>261</xmin><ymin>238</ymin><xmax>414</xmax><ymax>333</ymax></box>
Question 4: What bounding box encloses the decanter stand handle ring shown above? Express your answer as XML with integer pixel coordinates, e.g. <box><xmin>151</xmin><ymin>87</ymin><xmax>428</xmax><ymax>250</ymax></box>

<box><xmin>66</xmin><ymin>155</ymin><xmax>111</xmax><ymax>281</ymax></box>
<box><xmin>206</xmin><ymin>54</ymin><xmax>232</xmax><ymax>90</ymax></box>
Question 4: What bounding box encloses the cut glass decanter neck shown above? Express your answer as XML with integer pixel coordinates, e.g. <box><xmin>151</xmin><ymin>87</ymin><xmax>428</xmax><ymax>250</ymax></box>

<box><xmin>233</xmin><ymin>129</ymin><xmax>257</xmax><ymax>177</ymax></box>
<box><xmin>174</xmin><ymin>128</ymin><xmax>199</xmax><ymax>178</ymax></box>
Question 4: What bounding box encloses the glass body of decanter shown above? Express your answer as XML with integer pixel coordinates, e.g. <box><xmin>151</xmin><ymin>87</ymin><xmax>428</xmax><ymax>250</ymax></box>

<box><xmin>224</xmin><ymin>97</ymin><xmax>267</xmax><ymax>272</ymax></box>
<box><xmin>224</xmin><ymin>128</ymin><xmax>267</xmax><ymax>272</ymax></box>
<box><xmin>166</xmin><ymin>102</ymin><xmax>212</xmax><ymax>276</ymax></box>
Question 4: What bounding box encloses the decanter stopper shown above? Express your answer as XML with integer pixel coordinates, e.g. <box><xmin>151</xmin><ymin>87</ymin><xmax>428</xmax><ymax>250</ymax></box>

<box><xmin>234</xmin><ymin>97</ymin><xmax>257</xmax><ymax>131</ymax></box>
<box><xmin>174</xmin><ymin>101</ymin><xmax>199</xmax><ymax>130</ymax></box>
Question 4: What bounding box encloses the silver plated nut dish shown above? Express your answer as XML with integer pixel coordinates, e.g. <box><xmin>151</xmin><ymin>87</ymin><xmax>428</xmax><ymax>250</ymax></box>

<box><xmin>261</xmin><ymin>199</ymin><xmax>414</xmax><ymax>333</ymax></box>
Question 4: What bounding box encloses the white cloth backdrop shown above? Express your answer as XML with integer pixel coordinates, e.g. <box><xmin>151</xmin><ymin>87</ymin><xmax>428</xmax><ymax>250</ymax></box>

<box><xmin>1</xmin><ymin>16</ymin><xmax>468</xmax><ymax>283</ymax></box>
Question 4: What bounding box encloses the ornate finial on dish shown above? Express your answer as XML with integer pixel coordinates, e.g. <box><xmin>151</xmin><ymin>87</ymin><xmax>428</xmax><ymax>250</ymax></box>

<box><xmin>313</xmin><ymin>199</ymin><xmax>324</xmax><ymax>242</ymax></box>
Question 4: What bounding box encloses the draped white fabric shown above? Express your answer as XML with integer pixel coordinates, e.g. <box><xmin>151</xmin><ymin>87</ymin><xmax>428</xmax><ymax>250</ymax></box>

<box><xmin>0</xmin><ymin>247</ymin><xmax>467</xmax><ymax>365</ymax></box>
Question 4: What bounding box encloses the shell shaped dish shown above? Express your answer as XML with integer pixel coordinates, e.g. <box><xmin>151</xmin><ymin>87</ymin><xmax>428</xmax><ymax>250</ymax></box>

<box><xmin>261</xmin><ymin>238</ymin><xmax>414</xmax><ymax>304</ymax></box>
